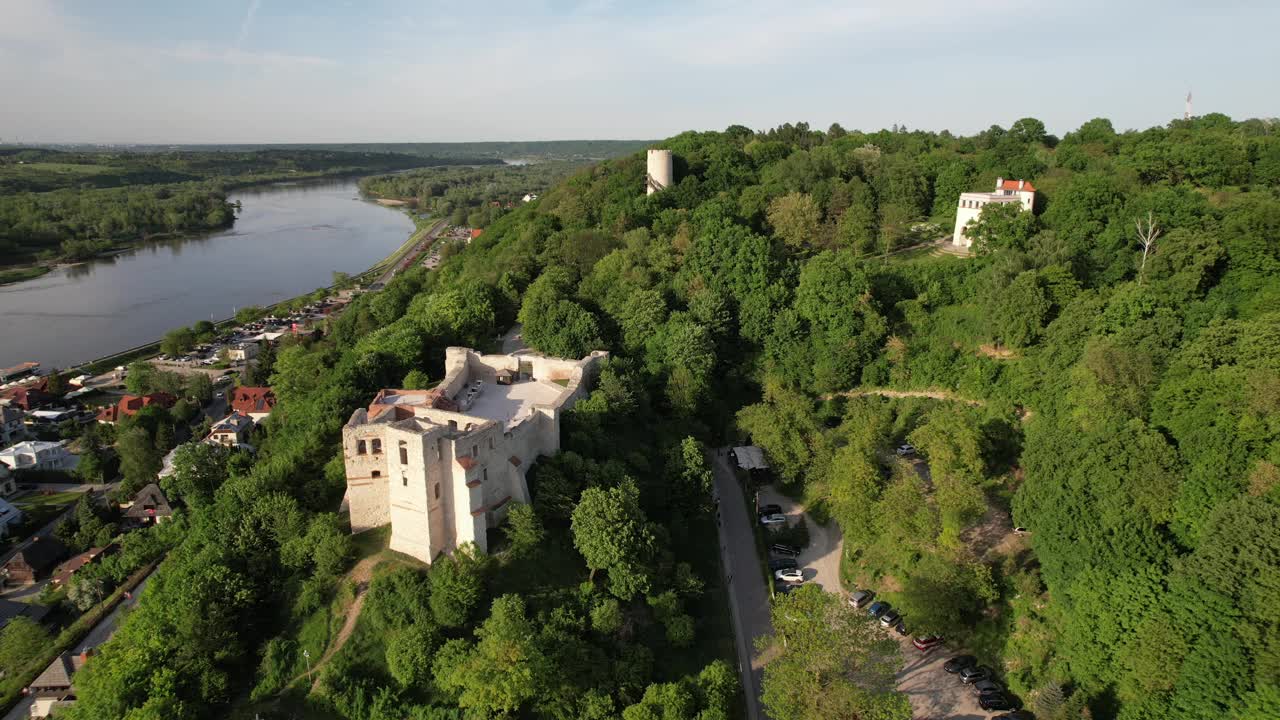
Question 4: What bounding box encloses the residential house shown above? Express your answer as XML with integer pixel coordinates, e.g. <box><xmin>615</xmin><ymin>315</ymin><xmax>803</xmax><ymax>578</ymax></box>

<box><xmin>952</xmin><ymin>177</ymin><xmax>1037</xmax><ymax>248</ymax></box>
<box><xmin>0</xmin><ymin>497</ymin><xmax>22</xmax><ymax>537</ymax></box>
<box><xmin>343</xmin><ymin>346</ymin><xmax>606</xmax><ymax>564</ymax></box>
<box><xmin>51</xmin><ymin>545</ymin><xmax>114</xmax><ymax>587</ymax></box>
<box><xmin>123</xmin><ymin>483</ymin><xmax>173</xmax><ymax>526</ymax></box>
<box><xmin>0</xmin><ymin>385</ymin><xmax>55</xmax><ymax>412</ymax></box>
<box><xmin>230</xmin><ymin>386</ymin><xmax>276</xmax><ymax>421</ymax></box>
<box><xmin>3</xmin><ymin>536</ymin><xmax>68</xmax><ymax>585</ymax></box>
<box><xmin>0</xmin><ymin>440</ymin><xmax>78</xmax><ymax>471</ymax></box>
<box><xmin>28</xmin><ymin>649</ymin><xmax>90</xmax><ymax>719</ymax></box>
<box><xmin>0</xmin><ymin>597</ymin><xmax>50</xmax><ymax>631</ymax></box>
<box><xmin>207</xmin><ymin>412</ymin><xmax>253</xmax><ymax>447</ymax></box>
<box><xmin>95</xmin><ymin>392</ymin><xmax>177</xmax><ymax>424</ymax></box>
<box><xmin>228</xmin><ymin>342</ymin><xmax>260</xmax><ymax>362</ymax></box>
<box><xmin>1</xmin><ymin>405</ymin><xmax>25</xmax><ymax>445</ymax></box>
<box><xmin>468</xmin><ymin>228</ymin><xmax>483</xmax><ymax>243</ymax></box>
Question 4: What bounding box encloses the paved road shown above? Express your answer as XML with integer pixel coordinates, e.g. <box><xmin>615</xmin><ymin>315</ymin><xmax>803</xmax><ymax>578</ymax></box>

<box><xmin>2</xmin><ymin>575</ymin><xmax>151</xmax><ymax>720</ymax></box>
<box><xmin>373</xmin><ymin>220</ymin><xmax>446</xmax><ymax>287</ymax></box>
<box><xmin>710</xmin><ymin>450</ymin><xmax>772</xmax><ymax>720</ymax></box>
<box><xmin>756</xmin><ymin>486</ymin><xmax>843</xmax><ymax>593</ymax></box>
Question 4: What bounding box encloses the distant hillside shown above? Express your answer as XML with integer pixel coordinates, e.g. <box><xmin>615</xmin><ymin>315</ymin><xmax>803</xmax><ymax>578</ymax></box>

<box><xmin>13</xmin><ymin>140</ymin><xmax>657</xmax><ymax>163</ymax></box>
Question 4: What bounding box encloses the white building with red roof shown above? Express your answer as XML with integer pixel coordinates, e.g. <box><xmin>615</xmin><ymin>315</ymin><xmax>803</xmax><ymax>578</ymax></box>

<box><xmin>953</xmin><ymin>177</ymin><xmax>1036</xmax><ymax>248</ymax></box>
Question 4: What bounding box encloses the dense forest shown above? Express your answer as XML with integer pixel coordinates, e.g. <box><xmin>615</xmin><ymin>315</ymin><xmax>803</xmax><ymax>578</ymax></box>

<box><xmin>359</xmin><ymin>161</ymin><xmax>587</xmax><ymax>229</ymax></box>
<box><xmin>0</xmin><ymin>148</ymin><xmax>441</xmax><ymax>267</ymax></box>
<box><xmin>61</xmin><ymin>114</ymin><xmax>1280</xmax><ymax>720</ymax></box>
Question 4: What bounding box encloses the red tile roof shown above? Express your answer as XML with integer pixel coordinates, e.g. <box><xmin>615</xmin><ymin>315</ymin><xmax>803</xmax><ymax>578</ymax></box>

<box><xmin>95</xmin><ymin>393</ymin><xmax>175</xmax><ymax>423</ymax></box>
<box><xmin>469</xmin><ymin>229</ymin><xmax>483</xmax><ymax>239</ymax></box>
<box><xmin>999</xmin><ymin>179</ymin><xmax>1036</xmax><ymax>192</ymax></box>
<box><xmin>231</xmin><ymin>386</ymin><xmax>276</xmax><ymax>415</ymax></box>
<box><xmin>457</xmin><ymin>456</ymin><xmax>477</xmax><ymax>470</ymax></box>
<box><xmin>0</xmin><ymin>386</ymin><xmax>54</xmax><ymax>411</ymax></box>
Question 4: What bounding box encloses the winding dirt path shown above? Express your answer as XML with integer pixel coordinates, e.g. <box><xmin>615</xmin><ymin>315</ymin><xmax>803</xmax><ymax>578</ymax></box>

<box><xmin>285</xmin><ymin>555</ymin><xmax>380</xmax><ymax>692</ymax></box>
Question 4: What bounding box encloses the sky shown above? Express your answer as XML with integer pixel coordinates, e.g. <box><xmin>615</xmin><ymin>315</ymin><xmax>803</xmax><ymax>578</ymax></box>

<box><xmin>1</xmin><ymin>0</ymin><xmax>1277</xmax><ymax>144</ymax></box>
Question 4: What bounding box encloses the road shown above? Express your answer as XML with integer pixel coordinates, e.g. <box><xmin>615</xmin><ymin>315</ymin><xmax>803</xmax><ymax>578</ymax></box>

<box><xmin>709</xmin><ymin>450</ymin><xmax>772</xmax><ymax>720</ymax></box>
<box><xmin>372</xmin><ymin>220</ymin><xmax>447</xmax><ymax>287</ymax></box>
<box><xmin>2</xmin><ymin>574</ymin><xmax>151</xmax><ymax>720</ymax></box>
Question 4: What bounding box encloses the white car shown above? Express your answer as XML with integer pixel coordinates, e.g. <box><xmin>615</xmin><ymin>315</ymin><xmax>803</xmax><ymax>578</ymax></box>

<box><xmin>759</xmin><ymin>513</ymin><xmax>787</xmax><ymax>526</ymax></box>
<box><xmin>774</xmin><ymin>568</ymin><xmax>804</xmax><ymax>583</ymax></box>
<box><xmin>895</xmin><ymin>443</ymin><xmax>916</xmax><ymax>457</ymax></box>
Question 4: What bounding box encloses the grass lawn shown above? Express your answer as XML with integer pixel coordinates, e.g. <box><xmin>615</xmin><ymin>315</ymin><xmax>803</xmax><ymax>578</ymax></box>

<box><xmin>0</xmin><ymin>266</ymin><xmax>50</xmax><ymax>286</ymax></box>
<box><xmin>16</xmin><ymin>491</ymin><xmax>85</xmax><ymax>509</ymax></box>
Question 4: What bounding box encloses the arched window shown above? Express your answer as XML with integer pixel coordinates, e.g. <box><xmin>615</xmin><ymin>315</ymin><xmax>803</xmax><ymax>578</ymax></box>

<box><xmin>399</xmin><ymin>440</ymin><xmax>408</xmax><ymax>465</ymax></box>
<box><xmin>357</xmin><ymin>439</ymin><xmax>367</xmax><ymax>455</ymax></box>
<box><xmin>371</xmin><ymin>438</ymin><xmax>382</xmax><ymax>454</ymax></box>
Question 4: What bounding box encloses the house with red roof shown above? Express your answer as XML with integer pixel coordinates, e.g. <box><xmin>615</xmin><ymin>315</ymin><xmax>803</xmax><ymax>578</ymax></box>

<box><xmin>95</xmin><ymin>393</ymin><xmax>177</xmax><ymax>424</ymax></box>
<box><xmin>0</xmin><ymin>385</ymin><xmax>55</xmax><ymax>412</ymax></box>
<box><xmin>230</xmin><ymin>386</ymin><xmax>276</xmax><ymax>421</ymax></box>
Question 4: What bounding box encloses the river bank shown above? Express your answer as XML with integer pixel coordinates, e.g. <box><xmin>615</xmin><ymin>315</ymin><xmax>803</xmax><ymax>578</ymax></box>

<box><xmin>0</xmin><ymin>179</ymin><xmax>416</xmax><ymax>370</ymax></box>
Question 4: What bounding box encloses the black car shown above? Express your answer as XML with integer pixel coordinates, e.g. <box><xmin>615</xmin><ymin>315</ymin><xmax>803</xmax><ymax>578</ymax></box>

<box><xmin>979</xmin><ymin>693</ymin><xmax>1014</xmax><ymax>712</ymax></box>
<box><xmin>893</xmin><ymin>618</ymin><xmax>909</xmax><ymax>636</ymax></box>
<box><xmin>771</xmin><ymin>543</ymin><xmax>801</xmax><ymax>557</ymax></box>
<box><xmin>959</xmin><ymin>665</ymin><xmax>992</xmax><ymax>684</ymax></box>
<box><xmin>773</xmin><ymin>580</ymin><xmax>797</xmax><ymax>595</ymax></box>
<box><xmin>943</xmin><ymin>655</ymin><xmax>977</xmax><ymax>674</ymax></box>
<box><xmin>758</xmin><ymin>503</ymin><xmax>782</xmax><ymax>516</ymax></box>
<box><xmin>993</xmin><ymin>712</ymin><xmax>1034</xmax><ymax>720</ymax></box>
<box><xmin>973</xmin><ymin>679</ymin><xmax>1003</xmax><ymax>696</ymax></box>
<box><xmin>769</xmin><ymin>558</ymin><xmax>798</xmax><ymax>571</ymax></box>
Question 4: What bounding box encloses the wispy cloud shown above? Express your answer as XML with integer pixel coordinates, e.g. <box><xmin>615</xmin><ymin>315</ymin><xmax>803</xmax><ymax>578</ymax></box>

<box><xmin>238</xmin><ymin>0</ymin><xmax>262</xmax><ymax>46</ymax></box>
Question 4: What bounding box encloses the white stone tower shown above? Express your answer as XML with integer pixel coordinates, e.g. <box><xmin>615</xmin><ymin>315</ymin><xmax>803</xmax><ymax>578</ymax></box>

<box><xmin>646</xmin><ymin>149</ymin><xmax>673</xmax><ymax>195</ymax></box>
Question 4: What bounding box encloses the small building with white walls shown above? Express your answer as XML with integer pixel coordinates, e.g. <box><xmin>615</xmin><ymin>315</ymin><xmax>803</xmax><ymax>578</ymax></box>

<box><xmin>342</xmin><ymin>346</ymin><xmax>607</xmax><ymax>564</ymax></box>
<box><xmin>646</xmin><ymin>149</ymin><xmax>673</xmax><ymax>195</ymax></box>
<box><xmin>953</xmin><ymin>177</ymin><xmax>1036</xmax><ymax>248</ymax></box>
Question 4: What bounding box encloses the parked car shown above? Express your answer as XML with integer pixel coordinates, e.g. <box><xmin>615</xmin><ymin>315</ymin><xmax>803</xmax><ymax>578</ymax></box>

<box><xmin>959</xmin><ymin>665</ymin><xmax>992</xmax><ymax>684</ymax></box>
<box><xmin>759</xmin><ymin>513</ymin><xmax>787</xmax><ymax>526</ymax></box>
<box><xmin>769</xmin><ymin>558</ymin><xmax>798</xmax><ymax>571</ymax></box>
<box><xmin>849</xmin><ymin>589</ymin><xmax>875</xmax><ymax>608</ymax></box>
<box><xmin>913</xmin><ymin>635</ymin><xmax>945</xmax><ymax>652</ymax></box>
<box><xmin>895</xmin><ymin>443</ymin><xmax>915</xmax><ymax>456</ymax></box>
<box><xmin>992</xmin><ymin>712</ymin><xmax>1034</xmax><ymax>720</ymax></box>
<box><xmin>758</xmin><ymin>503</ymin><xmax>782</xmax><ymax>516</ymax></box>
<box><xmin>979</xmin><ymin>693</ymin><xmax>1014</xmax><ymax>712</ymax></box>
<box><xmin>973</xmin><ymin>679</ymin><xmax>1003</xmax><ymax>696</ymax></box>
<box><xmin>879</xmin><ymin>610</ymin><xmax>901</xmax><ymax>628</ymax></box>
<box><xmin>771</xmin><ymin>543</ymin><xmax>801</xmax><ymax>557</ymax></box>
<box><xmin>943</xmin><ymin>655</ymin><xmax>977</xmax><ymax>674</ymax></box>
<box><xmin>774</xmin><ymin>568</ymin><xmax>804</xmax><ymax>583</ymax></box>
<box><xmin>773</xmin><ymin>580</ymin><xmax>797</xmax><ymax>595</ymax></box>
<box><xmin>1013</xmin><ymin>526</ymin><xmax>1030</xmax><ymax>535</ymax></box>
<box><xmin>894</xmin><ymin>618</ymin><xmax>909</xmax><ymax>636</ymax></box>
<box><xmin>867</xmin><ymin>601</ymin><xmax>891</xmax><ymax>619</ymax></box>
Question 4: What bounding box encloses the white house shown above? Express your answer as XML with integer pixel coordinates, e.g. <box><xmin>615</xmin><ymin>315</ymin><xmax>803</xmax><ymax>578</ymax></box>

<box><xmin>207</xmin><ymin>412</ymin><xmax>254</xmax><ymax>447</ymax></box>
<box><xmin>228</xmin><ymin>343</ymin><xmax>260</xmax><ymax>362</ymax></box>
<box><xmin>0</xmin><ymin>441</ymin><xmax>78</xmax><ymax>472</ymax></box>
<box><xmin>953</xmin><ymin>177</ymin><xmax>1036</xmax><ymax>248</ymax></box>
<box><xmin>343</xmin><ymin>346</ymin><xmax>607</xmax><ymax>564</ymax></box>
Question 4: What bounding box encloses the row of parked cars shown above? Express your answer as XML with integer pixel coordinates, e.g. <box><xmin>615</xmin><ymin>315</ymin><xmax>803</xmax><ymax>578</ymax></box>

<box><xmin>761</xmin><ymin>504</ymin><xmax>807</xmax><ymax>594</ymax></box>
<box><xmin>941</xmin><ymin>655</ymin><xmax>1027</xmax><ymax>715</ymax></box>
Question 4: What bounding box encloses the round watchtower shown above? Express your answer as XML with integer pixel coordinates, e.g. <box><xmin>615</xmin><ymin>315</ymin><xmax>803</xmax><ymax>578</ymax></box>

<box><xmin>646</xmin><ymin>149</ymin><xmax>673</xmax><ymax>195</ymax></box>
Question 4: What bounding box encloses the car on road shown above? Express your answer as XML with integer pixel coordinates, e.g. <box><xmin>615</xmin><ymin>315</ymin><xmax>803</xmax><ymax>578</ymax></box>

<box><xmin>774</xmin><ymin>568</ymin><xmax>804</xmax><ymax>583</ymax></box>
<box><xmin>759</xmin><ymin>513</ymin><xmax>787</xmax><ymax>526</ymax></box>
<box><xmin>895</xmin><ymin>443</ymin><xmax>915</xmax><ymax>456</ymax></box>
<box><xmin>849</xmin><ymin>589</ymin><xmax>875</xmax><ymax>608</ymax></box>
<box><xmin>943</xmin><ymin>655</ymin><xmax>977</xmax><ymax>674</ymax></box>
<box><xmin>769</xmin><ymin>558</ymin><xmax>798</xmax><ymax>571</ymax></box>
<box><xmin>979</xmin><ymin>693</ymin><xmax>1014</xmax><ymax>712</ymax></box>
<box><xmin>771</xmin><ymin>543</ymin><xmax>802</xmax><ymax>557</ymax></box>
<box><xmin>959</xmin><ymin>665</ymin><xmax>992</xmax><ymax>684</ymax></box>
<box><xmin>913</xmin><ymin>634</ymin><xmax>945</xmax><ymax>652</ymax></box>
<box><xmin>973</xmin><ymin>679</ymin><xmax>1003</xmax><ymax>696</ymax></box>
<box><xmin>867</xmin><ymin>601</ymin><xmax>891</xmax><ymax>619</ymax></box>
<box><xmin>879</xmin><ymin>609</ymin><xmax>901</xmax><ymax>628</ymax></box>
<box><xmin>758</xmin><ymin>503</ymin><xmax>782</xmax><ymax>516</ymax></box>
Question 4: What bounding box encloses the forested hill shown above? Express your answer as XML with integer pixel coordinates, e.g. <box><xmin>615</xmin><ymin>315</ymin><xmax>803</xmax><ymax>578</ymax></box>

<box><xmin>63</xmin><ymin>115</ymin><xmax>1279</xmax><ymax>720</ymax></box>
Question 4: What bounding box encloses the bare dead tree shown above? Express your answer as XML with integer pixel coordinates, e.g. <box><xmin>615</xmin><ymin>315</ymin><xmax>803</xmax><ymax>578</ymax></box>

<box><xmin>1135</xmin><ymin>211</ymin><xmax>1161</xmax><ymax>283</ymax></box>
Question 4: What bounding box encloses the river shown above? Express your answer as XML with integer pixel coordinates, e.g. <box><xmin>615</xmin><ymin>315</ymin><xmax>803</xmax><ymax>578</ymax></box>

<box><xmin>0</xmin><ymin>180</ymin><xmax>413</xmax><ymax>370</ymax></box>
